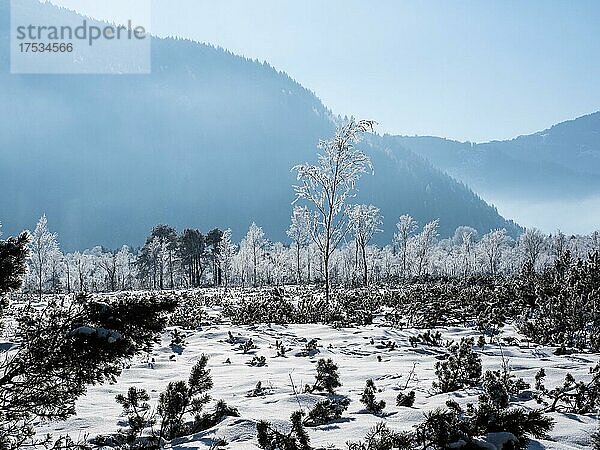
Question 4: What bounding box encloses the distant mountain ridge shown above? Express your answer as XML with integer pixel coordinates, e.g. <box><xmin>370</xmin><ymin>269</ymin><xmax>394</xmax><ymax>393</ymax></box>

<box><xmin>394</xmin><ymin>112</ymin><xmax>600</xmax><ymax>200</ymax></box>
<box><xmin>0</xmin><ymin>0</ymin><xmax>519</xmax><ymax>250</ymax></box>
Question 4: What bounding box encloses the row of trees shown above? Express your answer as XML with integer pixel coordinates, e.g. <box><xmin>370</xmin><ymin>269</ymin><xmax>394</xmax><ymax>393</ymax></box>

<box><xmin>12</xmin><ymin>214</ymin><xmax>600</xmax><ymax>296</ymax></box>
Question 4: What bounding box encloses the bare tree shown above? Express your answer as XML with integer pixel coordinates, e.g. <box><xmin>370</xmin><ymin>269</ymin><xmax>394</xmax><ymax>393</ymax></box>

<box><xmin>287</xmin><ymin>206</ymin><xmax>310</xmax><ymax>284</ymax></box>
<box><xmin>28</xmin><ymin>215</ymin><xmax>59</xmax><ymax>299</ymax></box>
<box><xmin>519</xmin><ymin>227</ymin><xmax>546</xmax><ymax>270</ymax></box>
<box><xmin>347</xmin><ymin>204</ymin><xmax>383</xmax><ymax>285</ymax></box>
<box><xmin>243</xmin><ymin>222</ymin><xmax>266</xmax><ymax>286</ymax></box>
<box><xmin>218</xmin><ymin>228</ymin><xmax>237</xmax><ymax>288</ymax></box>
<box><xmin>480</xmin><ymin>228</ymin><xmax>511</xmax><ymax>275</ymax></box>
<box><xmin>413</xmin><ymin>219</ymin><xmax>439</xmax><ymax>277</ymax></box>
<box><xmin>394</xmin><ymin>214</ymin><xmax>418</xmax><ymax>278</ymax></box>
<box><xmin>293</xmin><ymin>119</ymin><xmax>375</xmax><ymax>301</ymax></box>
<box><xmin>99</xmin><ymin>250</ymin><xmax>118</xmax><ymax>292</ymax></box>
<box><xmin>453</xmin><ymin>226</ymin><xmax>478</xmax><ymax>278</ymax></box>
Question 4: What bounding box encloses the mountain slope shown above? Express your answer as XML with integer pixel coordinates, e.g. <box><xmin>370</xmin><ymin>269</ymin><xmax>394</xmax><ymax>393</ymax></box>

<box><xmin>394</xmin><ymin>112</ymin><xmax>600</xmax><ymax>200</ymax></box>
<box><xmin>0</xmin><ymin>0</ymin><xmax>519</xmax><ymax>250</ymax></box>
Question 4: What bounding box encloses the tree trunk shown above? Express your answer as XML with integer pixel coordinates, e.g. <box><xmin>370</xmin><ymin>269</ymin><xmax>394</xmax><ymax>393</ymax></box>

<box><xmin>362</xmin><ymin>243</ymin><xmax>368</xmax><ymax>286</ymax></box>
<box><xmin>296</xmin><ymin>242</ymin><xmax>301</xmax><ymax>284</ymax></box>
<box><xmin>324</xmin><ymin>253</ymin><xmax>330</xmax><ymax>303</ymax></box>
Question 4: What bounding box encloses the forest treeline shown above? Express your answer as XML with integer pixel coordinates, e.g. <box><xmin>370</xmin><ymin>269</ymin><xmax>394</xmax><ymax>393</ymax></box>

<box><xmin>7</xmin><ymin>213</ymin><xmax>599</xmax><ymax>296</ymax></box>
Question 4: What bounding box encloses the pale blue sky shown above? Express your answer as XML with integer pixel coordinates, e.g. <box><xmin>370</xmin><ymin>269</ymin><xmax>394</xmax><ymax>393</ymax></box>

<box><xmin>49</xmin><ymin>0</ymin><xmax>600</xmax><ymax>142</ymax></box>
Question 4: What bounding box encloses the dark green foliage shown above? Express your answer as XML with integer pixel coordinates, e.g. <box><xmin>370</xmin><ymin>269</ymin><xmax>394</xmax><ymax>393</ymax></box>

<box><xmin>168</xmin><ymin>292</ymin><xmax>205</xmax><ymax>329</ymax></box>
<box><xmin>276</xmin><ymin>342</ymin><xmax>289</xmax><ymax>357</ymax></box>
<box><xmin>249</xmin><ymin>381</ymin><xmax>267</xmax><ymax>397</ymax></box>
<box><xmin>108</xmin><ymin>360</ymin><xmax>232</xmax><ymax>448</ymax></box>
<box><xmin>395</xmin><ymin>391</ymin><xmax>415</xmax><ymax>407</ymax></box>
<box><xmin>157</xmin><ymin>355</ymin><xmax>213</xmax><ymax>440</ymax></box>
<box><xmin>240</xmin><ymin>338</ymin><xmax>258</xmax><ymax>354</ymax></box>
<box><xmin>256</xmin><ymin>411</ymin><xmax>311</xmax><ymax>450</ymax></box>
<box><xmin>433</xmin><ymin>338</ymin><xmax>482</xmax><ymax>393</ymax></box>
<box><xmin>409</xmin><ymin>330</ymin><xmax>443</xmax><ymax>348</ymax></box>
<box><xmin>306</xmin><ymin>358</ymin><xmax>341</xmax><ymax>394</ymax></box>
<box><xmin>592</xmin><ymin>424</ymin><xmax>600</xmax><ymax>450</ymax></box>
<box><xmin>305</xmin><ymin>339</ymin><xmax>318</xmax><ymax>353</ymax></box>
<box><xmin>177</xmin><ymin>229</ymin><xmax>206</xmax><ymax>288</ymax></box>
<box><xmin>0</xmin><ymin>293</ymin><xmax>176</xmax><ymax>450</ymax></box>
<box><xmin>414</xmin><ymin>408</ymin><xmax>470</xmax><ymax>449</ymax></box>
<box><xmin>304</xmin><ymin>397</ymin><xmax>350</xmax><ymax>426</ymax></box>
<box><xmin>482</xmin><ymin>360</ymin><xmax>530</xmax><ymax>406</ymax></box>
<box><xmin>518</xmin><ymin>251</ymin><xmax>600</xmax><ymax>350</ymax></box>
<box><xmin>223</xmin><ymin>288</ymin><xmax>380</xmax><ymax>327</ymax></box>
<box><xmin>414</xmin><ymin>396</ymin><xmax>553</xmax><ymax>450</ymax></box>
<box><xmin>347</xmin><ymin>422</ymin><xmax>412</xmax><ymax>450</ymax></box>
<box><xmin>360</xmin><ymin>379</ymin><xmax>385</xmax><ymax>414</ymax></box>
<box><xmin>534</xmin><ymin>363</ymin><xmax>600</xmax><ymax>413</ymax></box>
<box><xmin>115</xmin><ymin>387</ymin><xmax>154</xmax><ymax>443</ymax></box>
<box><xmin>386</xmin><ymin>278</ymin><xmax>519</xmax><ymax>330</ymax></box>
<box><xmin>250</xmin><ymin>355</ymin><xmax>267</xmax><ymax>367</ymax></box>
<box><xmin>477</xmin><ymin>335</ymin><xmax>486</xmax><ymax>349</ymax></box>
<box><xmin>169</xmin><ymin>328</ymin><xmax>187</xmax><ymax>354</ymax></box>
<box><xmin>195</xmin><ymin>399</ymin><xmax>240</xmax><ymax>430</ymax></box>
<box><xmin>0</xmin><ymin>232</ymin><xmax>29</xmax><ymax>296</ymax></box>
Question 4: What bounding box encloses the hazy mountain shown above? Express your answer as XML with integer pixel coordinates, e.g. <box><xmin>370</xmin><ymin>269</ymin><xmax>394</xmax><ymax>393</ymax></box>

<box><xmin>0</xmin><ymin>0</ymin><xmax>519</xmax><ymax>250</ymax></box>
<box><xmin>395</xmin><ymin>112</ymin><xmax>600</xmax><ymax>200</ymax></box>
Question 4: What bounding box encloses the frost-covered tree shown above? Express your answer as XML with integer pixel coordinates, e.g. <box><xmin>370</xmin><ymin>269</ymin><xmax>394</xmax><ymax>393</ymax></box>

<box><xmin>394</xmin><ymin>214</ymin><xmax>419</xmax><ymax>277</ymax></box>
<box><xmin>347</xmin><ymin>204</ymin><xmax>383</xmax><ymax>285</ymax></box>
<box><xmin>116</xmin><ymin>245</ymin><xmax>135</xmax><ymax>290</ymax></box>
<box><xmin>47</xmin><ymin>248</ymin><xmax>64</xmax><ymax>294</ymax></box>
<box><xmin>480</xmin><ymin>228</ymin><xmax>511</xmax><ymax>275</ymax></box>
<box><xmin>519</xmin><ymin>227</ymin><xmax>546</xmax><ymax>270</ymax></box>
<box><xmin>549</xmin><ymin>230</ymin><xmax>567</xmax><ymax>262</ymax></box>
<box><xmin>28</xmin><ymin>215</ymin><xmax>59</xmax><ymax>298</ymax></box>
<box><xmin>99</xmin><ymin>250</ymin><xmax>118</xmax><ymax>292</ymax></box>
<box><xmin>293</xmin><ymin>119</ymin><xmax>375</xmax><ymax>300</ymax></box>
<box><xmin>413</xmin><ymin>219</ymin><xmax>439</xmax><ymax>277</ymax></box>
<box><xmin>287</xmin><ymin>206</ymin><xmax>310</xmax><ymax>284</ymax></box>
<box><xmin>268</xmin><ymin>242</ymin><xmax>289</xmax><ymax>286</ymax></box>
<box><xmin>138</xmin><ymin>225</ymin><xmax>178</xmax><ymax>290</ymax></box>
<box><xmin>242</xmin><ymin>223</ymin><xmax>266</xmax><ymax>286</ymax></box>
<box><xmin>218</xmin><ymin>228</ymin><xmax>237</xmax><ymax>287</ymax></box>
<box><xmin>394</xmin><ymin>214</ymin><xmax>418</xmax><ymax>278</ymax></box>
<box><xmin>71</xmin><ymin>251</ymin><xmax>94</xmax><ymax>292</ymax></box>
<box><xmin>453</xmin><ymin>226</ymin><xmax>478</xmax><ymax>278</ymax></box>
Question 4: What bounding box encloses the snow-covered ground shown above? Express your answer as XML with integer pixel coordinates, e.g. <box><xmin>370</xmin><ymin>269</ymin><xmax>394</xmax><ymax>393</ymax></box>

<box><xmin>38</xmin><ymin>306</ymin><xmax>599</xmax><ymax>449</ymax></box>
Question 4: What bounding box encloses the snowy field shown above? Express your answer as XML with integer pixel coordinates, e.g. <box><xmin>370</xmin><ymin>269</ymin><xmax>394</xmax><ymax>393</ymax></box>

<box><xmin>38</xmin><ymin>302</ymin><xmax>599</xmax><ymax>449</ymax></box>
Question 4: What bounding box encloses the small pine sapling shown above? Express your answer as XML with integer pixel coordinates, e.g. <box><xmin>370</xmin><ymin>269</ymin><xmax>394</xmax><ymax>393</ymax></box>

<box><xmin>360</xmin><ymin>379</ymin><xmax>385</xmax><ymax>414</ymax></box>
<box><xmin>249</xmin><ymin>381</ymin><xmax>267</xmax><ymax>397</ymax></box>
<box><xmin>433</xmin><ymin>337</ymin><xmax>482</xmax><ymax>393</ymax></box>
<box><xmin>534</xmin><ymin>363</ymin><xmax>600</xmax><ymax>413</ymax></box>
<box><xmin>347</xmin><ymin>422</ymin><xmax>412</xmax><ymax>450</ymax></box>
<box><xmin>305</xmin><ymin>358</ymin><xmax>341</xmax><ymax>394</ymax></box>
<box><xmin>115</xmin><ymin>387</ymin><xmax>155</xmax><ymax>442</ymax></box>
<box><xmin>157</xmin><ymin>354</ymin><xmax>213</xmax><ymax>440</ymax></box>
<box><xmin>395</xmin><ymin>391</ymin><xmax>415</xmax><ymax>407</ymax></box>
<box><xmin>240</xmin><ymin>338</ymin><xmax>258</xmax><ymax>354</ymax></box>
<box><xmin>297</xmin><ymin>338</ymin><xmax>319</xmax><ymax>357</ymax></box>
<box><xmin>195</xmin><ymin>399</ymin><xmax>240</xmax><ymax>430</ymax></box>
<box><xmin>256</xmin><ymin>411</ymin><xmax>311</xmax><ymax>450</ymax></box>
<box><xmin>304</xmin><ymin>398</ymin><xmax>350</xmax><ymax>426</ymax></box>
<box><xmin>169</xmin><ymin>328</ymin><xmax>187</xmax><ymax>354</ymax></box>
<box><xmin>250</xmin><ymin>355</ymin><xmax>267</xmax><ymax>367</ymax></box>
